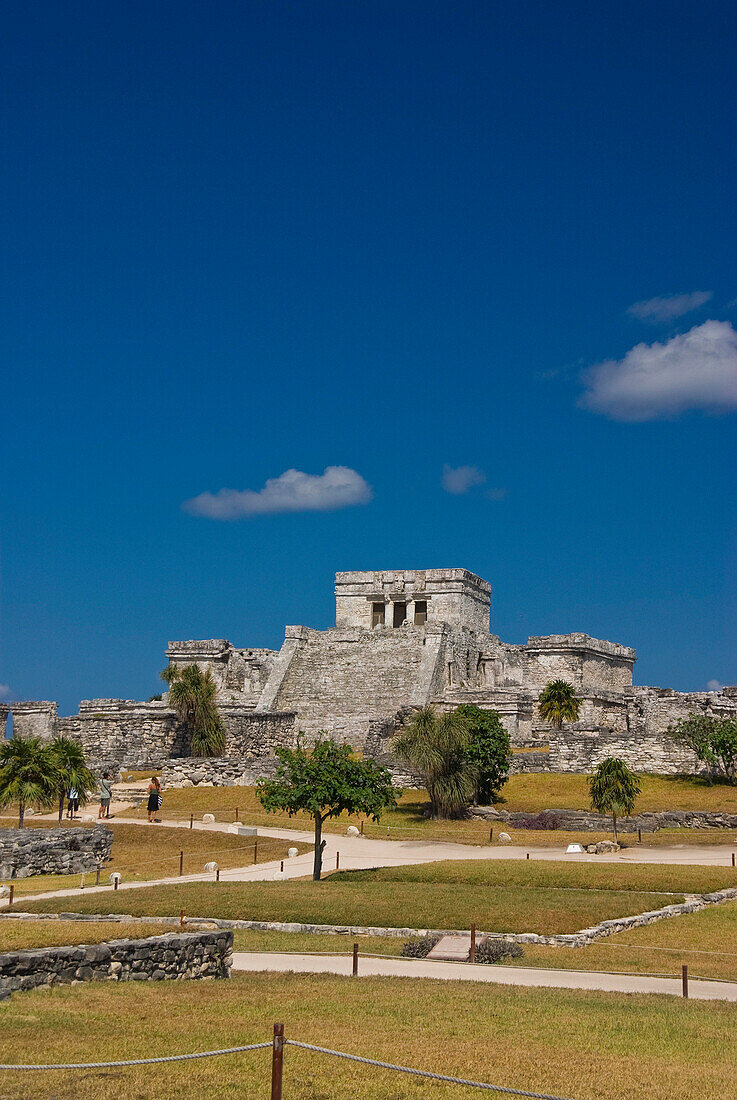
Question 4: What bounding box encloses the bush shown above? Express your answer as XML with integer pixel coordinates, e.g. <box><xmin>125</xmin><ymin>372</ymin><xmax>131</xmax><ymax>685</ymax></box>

<box><xmin>475</xmin><ymin>939</ymin><xmax>524</xmax><ymax>965</ymax></box>
<box><xmin>400</xmin><ymin>934</ymin><xmax>441</xmax><ymax>958</ymax></box>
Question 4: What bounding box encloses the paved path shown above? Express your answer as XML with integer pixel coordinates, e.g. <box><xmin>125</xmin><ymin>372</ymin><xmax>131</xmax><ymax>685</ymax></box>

<box><xmin>2</xmin><ymin>811</ymin><xmax>736</xmax><ymax>911</ymax></box>
<box><xmin>231</xmin><ymin>951</ymin><xmax>737</xmax><ymax>1002</ymax></box>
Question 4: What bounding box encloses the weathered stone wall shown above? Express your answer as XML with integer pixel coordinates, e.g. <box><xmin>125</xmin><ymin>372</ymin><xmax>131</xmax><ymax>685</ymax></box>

<box><xmin>520</xmin><ymin>636</ymin><xmax>636</xmax><ymax>693</ymax></box>
<box><xmin>162</xmin><ymin>755</ymin><xmax>281</xmax><ymax>787</ymax></box>
<box><xmin>165</xmin><ymin>639</ymin><xmax>278</xmax><ymax>704</ymax></box>
<box><xmin>9</xmin><ymin>701</ymin><xmax>57</xmax><ymax>740</ymax></box>
<box><xmin>334</xmin><ymin>568</ymin><xmax>492</xmax><ymax>633</ymax></box>
<box><xmin>221</xmin><ymin>708</ymin><xmax>296</xmax><ymax>756</ymax></box>
<box><xmin>0</xmin><ymin>929</ymin><xmax>233</xmax><ymax>1000</ymax></box>
<box><xmin>261</xmin><ymin>624</ymin><xmax>447</xmax><ymax>745</ymax></box>
<box><xmin>547</xmin><ymin>726</ymin><xmax>700</xmax><ymax>774</ymax></box>
<box><xmin>0</xmin><ymin>825</ymin><xmax>112</xmax><ymax>879</ymax></box>
<box><xmin>57</xmin><ymin>700</ymin><xmax>187</xmax><ymax>774</ymax></box>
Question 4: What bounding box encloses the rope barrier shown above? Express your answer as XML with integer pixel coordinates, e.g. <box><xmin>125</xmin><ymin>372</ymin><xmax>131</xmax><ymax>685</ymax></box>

<box><xmin>285</xmin><ymin>1040</ymin><xmax>577</xmax><ymax>1099</ymax></box>
<box><xmin>0</xmin><ymin>1035</ymin><xmax>577</xmax><ymax>1097</ymax></box>
<box><xmin>0</xmin><ymin>1043</ymin><xmax>271</xmax><ymax>1070</ymax></box>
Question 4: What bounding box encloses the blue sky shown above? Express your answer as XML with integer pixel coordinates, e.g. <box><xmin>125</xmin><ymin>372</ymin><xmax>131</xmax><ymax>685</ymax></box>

<box><xmin>1</xmin><ymin>0</ymin><xmax>736</xmax><ymax>715</ymax></box>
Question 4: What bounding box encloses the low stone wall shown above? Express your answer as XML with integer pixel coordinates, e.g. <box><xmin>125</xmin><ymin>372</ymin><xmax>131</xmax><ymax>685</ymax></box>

<box><xmin>547</xmin><ymin>725</ymin><xmax>701</xmax><ymax>775</ymax></box>
<box><xmin>0</xmin><ymin>825</ymin><xmax>112</xmax><ymax>879</ymax></box>
<box><xmin>467</xmin><ymin>806</ymin><xmax>737</xmax><ymax>833</ymax></box>
<box><xmin>162</xmin><ymin>755</ymin><xmax>281</xmax><ymax>788</ymax></box>
<box><xmin>508</xmin><ymin>751</ymin><xmax>550</xmax><ymax>774</ymax></box>
<box><xmin>0</xmin><ymin>929</ymin><xmax>233</xmax><ymax>999</ymax></box>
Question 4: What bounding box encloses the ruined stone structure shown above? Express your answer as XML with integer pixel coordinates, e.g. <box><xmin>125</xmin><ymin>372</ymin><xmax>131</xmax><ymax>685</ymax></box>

<box><xmin>8</xmin><ymin>568</ymin><xmax>737</xmax><ymax>778</ymax></box>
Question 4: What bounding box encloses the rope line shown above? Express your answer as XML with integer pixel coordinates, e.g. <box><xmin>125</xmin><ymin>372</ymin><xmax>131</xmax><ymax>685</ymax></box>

<box><xmin>286</xmin><ymin>1040</ymin><xmax>576</xmax><ymax>1099</ymax></box>
<box><xmin>0</xmin><ymin>1043</ymin><xmax>271</xmax><ymax>1071</ymax></box>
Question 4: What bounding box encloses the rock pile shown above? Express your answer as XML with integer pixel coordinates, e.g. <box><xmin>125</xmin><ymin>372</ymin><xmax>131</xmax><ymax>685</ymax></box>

<box><xmin>0</xmin><ymin>825</ymin><xmax>113</xmax><ymax>879</ymax></box>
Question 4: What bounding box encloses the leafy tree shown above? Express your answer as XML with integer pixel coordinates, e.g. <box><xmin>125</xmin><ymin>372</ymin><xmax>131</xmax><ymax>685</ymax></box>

<box><xmin>537</xmin><ymin>680</ymin><xmax>582</xmax><ymax>730</ymax></box>
<box><xmin>455</xmin><ymin>704</ymin><xmax>510</xmax><ymax>804</ymax></box>
<box><xmin>49</xmin><ymin>735</ymin><xmax>98</xmax><ymax>824</ymax></box>
<box><xmin>258</xmin><ymin>738</ymin><xmax>398</xmax><ymax>880</ymax></box>
<box><xmin>393</xmin><ymin>705</ymin><xmax>476</xmax><ymax>819</ymax></box>
<box><xmin>667</xmin><ymin>714</ymin><xmax>737</xmax><ymax>784</ymax></box>
<box><xmin>160</xmin><ymin>664</ymin><xmax>226</xmax><ymax>757</ymax></box>
<box><xmin>588</xmin><ymin>756</ymin><xmax>641</xmax><ymax>843</ymax></box>
<box><xmin>0</xmin><ymin>736</ymin><xmax>60</xmax><ymax>827</ymax></box>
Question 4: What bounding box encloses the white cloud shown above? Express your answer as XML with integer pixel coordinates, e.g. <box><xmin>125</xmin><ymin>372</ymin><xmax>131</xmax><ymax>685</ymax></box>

<box><xmin>485</xmin><ymin>487</ymin><xmax>508</xmax><ymax>501</ymax></box>
<box><xmin>707</xmin><ymin>679</ymin><xmax>724</xmax><ymax>692</ymax></box>
<box><xmin>183</xmin><ymin>465</ymin><xmax>373</xmax><ymax>520</ymax></box>
<box><xmin>627</xmin><ymin>291</ymin><xmax>712</xmax><ymax>323</ymax></box>
<box><xmin>0</xmin><ymin>685</ymin><xmax>11</xmax><ymax>700</ymax></box>
<box><xmin>442</xmin><ymin>464</ymin><xmax>486</xmax><ymax>495</ymax></box>
<box><xmin>579</xmin><ymin>320</ymin><xmax>737</xmax><ymax>421</ymax></box>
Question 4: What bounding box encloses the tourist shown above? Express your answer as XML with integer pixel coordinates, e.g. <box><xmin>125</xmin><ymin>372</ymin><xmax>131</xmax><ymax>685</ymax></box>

<box><xmin>147</xmin><ymin>776</ymin><xmax>162</xmax><ymax>823</ymax></box>
<box><xmin>66</xmin><ymin>786</ymin><xmax>79</xmax><ymax>819</ymax></box>
<box><xmin>98</xmin><ymin>773</ymin><xmax>113</xmax><ymax>819</ymax></box>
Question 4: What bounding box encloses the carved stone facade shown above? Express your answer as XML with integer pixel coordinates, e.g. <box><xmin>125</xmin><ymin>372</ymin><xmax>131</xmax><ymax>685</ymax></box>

<box><xmin>8</xmin><ymin>568</ymin><xmax>737</xmax><ymax>777</ymax></box>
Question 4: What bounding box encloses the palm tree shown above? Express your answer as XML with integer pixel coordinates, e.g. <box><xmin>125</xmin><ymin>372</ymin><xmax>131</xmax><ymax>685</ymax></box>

<box><xmin>537</xmin><ymin>680</ymin><xmax>581</xmax><ymax>730</ymax></box>
<box><xmin>0</xmin><ymin>736</ymin><xmax>60</xmax><ymax>827</ymax></box>
<box><xmin>49</xmin><ymin>736</ymin><xmax>98</xmax><ymax>824</ymax></box>
<box><xmin>589</xmin><ymin>756</ymin><xmax>641</xmax><ymax>843</ymax></box>
<box><xmin>160</xmin><ymin>664</ymin><xmax>226</xmax><ymax>757</ymax></box>
<box><xmin>393</xmin><ymin>705</ymin><xmax>476</xmax><ymax>819</ymax></box>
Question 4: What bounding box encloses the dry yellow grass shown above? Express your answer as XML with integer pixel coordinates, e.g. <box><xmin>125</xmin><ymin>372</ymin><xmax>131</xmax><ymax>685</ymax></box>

<box><xmin>0</xmin><ymin>919</ymin><xmax>173</xmax><ymax>951</ymax></box>
<box><xmin>0</xmin><ymin>972</ymin><xmax>735</xmax><ymax>1099</ymax></box>
<box><xmin>2</xmin><ymin>822</ymin><xmax>310</xmax><ymax>896</ymax></box>
<box><xmin>122</xmin><ymin>778</ymin><xmax>737</xmax><ymax>847</ymax></box>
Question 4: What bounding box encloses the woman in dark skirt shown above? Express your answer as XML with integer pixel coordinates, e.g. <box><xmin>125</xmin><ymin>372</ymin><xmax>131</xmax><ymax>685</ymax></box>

<box><xmin>147</xmin><ymin>776</ymin><xmax>162</xmax><ymax>823</ymax></box>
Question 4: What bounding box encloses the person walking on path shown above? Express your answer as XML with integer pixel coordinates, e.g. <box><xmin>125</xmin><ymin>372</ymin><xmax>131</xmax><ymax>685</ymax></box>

<box><xmin>146</xmin><ymin>776</ymin><xmax>162</xmax><ymax>823</ymax></box>
<box><xmin>98</xmin><ymin>773</ymin><xmax>113</xmax><ymax>819</ymax></box>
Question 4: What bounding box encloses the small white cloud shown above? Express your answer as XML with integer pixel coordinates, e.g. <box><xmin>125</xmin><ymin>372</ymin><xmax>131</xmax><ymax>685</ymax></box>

<box><xmin>707</xmin><ymin>679</ymin><xmax>724</xmax><ymax>692</ymax></box>
<box><xmin>628</xmin><ymin>291</ymin><xmax>712</xmax><ymax>323</ymax></box>
<box><xmin>485</xmin><ymin>487</ymin><xmax>508</xmax><ymax>501</ymax></box>
<box><xmin>183</xmin><ymin>465</ymin><xmax>373</xmax><ymax>520</ymax></box>
<box><xmin>579</xmin><ymin>320</ymin><xmax>737</xmax><ymax>421</ymax></box>
<box><xmin>442</xmin><ymin>464</ymin><xmax>486</xmax><ymax>495</ymax></box>
<box><xmin>0</xmin><ymin>685</ymin><xmax>11</xmax><ymax>700</ymax></box>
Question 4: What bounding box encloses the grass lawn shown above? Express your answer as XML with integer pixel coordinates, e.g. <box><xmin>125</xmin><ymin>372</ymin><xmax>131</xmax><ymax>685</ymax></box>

<box><xmin>0</xmin><ymin>972</ymin><xmax>736</xmax><ymax>1099</ymax></box>
<box><xmin>0</xmin><ymin>919</ymin><xmax>174</xmax><ymax>951</ymax></box>
<box><xmin>1</xmin><ymin>822</ymin><xmax>311</xmax><ymax>897</ymax></box>
<box><xmin>22</xmin><ymin>857</ymin><xmax>723</xmax><ymax>934</ymax></box>
<box><xmin>508</xmin><ymin>898</ymin><xmax>737</xmax><ymax>983</ymax></box>
<box><xmin>125</xmin><ymin>778</ymin><xmax>737</xmax><ymax>847</ymax></box>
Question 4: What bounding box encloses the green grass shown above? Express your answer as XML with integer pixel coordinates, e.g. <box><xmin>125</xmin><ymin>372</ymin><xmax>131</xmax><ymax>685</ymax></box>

<box><xmin>21</xmin><ymin>860</ymin><xmax>696</xmax><ymax>934</ymax></box>
<box><xmin>0</xmin><ymin>972</ymin><xmax>736</xmax><ymax>1099</ymax></box>
<box><xmin>231</xmin><ymin>928</ymin><xmax>406</xmax><ymax>954</ymax></box>
<box><xmin>1</xmin><ymin>821</ymin><xmax>311</xmax><ymax>896</ymax></box>
<box><xmin>335</xmin><ymin>857</ymin><xmax>737</xmax><ymax>894</ymax></box>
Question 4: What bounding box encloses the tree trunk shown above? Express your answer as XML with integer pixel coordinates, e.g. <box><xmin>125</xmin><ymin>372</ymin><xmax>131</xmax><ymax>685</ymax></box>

<box><xmin>58</xmin><ymin>790</ymin><xmax>65</xmax><ymax>824</ymax></box>
<box><xmin>313</xmin><ymin>814</ymin><xmax>326</xmax><ymax>881</ymax></box>
<box><xmin>18</xmin><ymin>802</ymin><xmax>25</xmax><ymax>828</ymax></box>
<box><xmin>612</xmin><ymin>811</ymin><xmax>618</xmax><ymax>845</ymax></box>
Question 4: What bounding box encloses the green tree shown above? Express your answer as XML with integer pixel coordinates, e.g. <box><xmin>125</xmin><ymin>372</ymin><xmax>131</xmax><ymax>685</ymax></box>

<box><xmin>393</xmin><ymin>705</ymin><xmax>476</xmax><ymax>819</ymax></box>
<box><xmin>455</xmin><ymin>704</ymin><xmax>510</xmax><ymax>804</ymax></box>
<box><xmin>588</xmin><ymin>756</ymin><xmax>641</xmax><ymax>844</ymax></box>
<box><xmin>160</xmin><ymin>664</ymin><xmax>226</xmax><ymax>757</ymax></box>
<box><xmin>258</xmin><ymin>738</ymin><xmax>398</xmax><ymax>880</ymax></box>
<box><xmin>0</xmin><ymin>736</ymin><xmax>60</xmax><ymax>827</ymax></box>
<box><xmin>49</xmin><ymin>735</ymin><xmax>98</xmax><ymax>824</ymax></box>
<box><xmin>537</xmin><ymin>680</ymin><xmax>582</xmax><ymax>730</ymax></box>
<box><xmin>667</xmin><ymin>714</ymin><xmax>737</xmax><ymax>784</ymax></box>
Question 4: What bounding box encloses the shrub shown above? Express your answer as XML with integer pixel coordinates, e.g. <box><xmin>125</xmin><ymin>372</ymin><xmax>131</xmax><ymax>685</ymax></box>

<box><xmin>475</xmin><ymin>938</ymin><xmax>524</xmax><ymax>965</ymax></box>
<box><xmin>400</xmin><ymin>934</ymin><xmax>441</xmax><ymax>958</ymax></box>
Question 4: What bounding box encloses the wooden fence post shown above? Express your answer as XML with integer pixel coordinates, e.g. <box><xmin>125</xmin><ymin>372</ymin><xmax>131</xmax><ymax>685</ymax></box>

<box><xmin>682</xmin><ymin>964</ymin><xmax>688</xmax><ymax>999</ymax></box>
<box><xmin>190</xmin><ymin>814</ymin><xmax>193</xmax><ymax>829</ymax></box>
<box><xmin>470</xmin><ymin>923</ymin><xmax>476</xmax><ymax>964</ymax></box>
<box><xmin>353</xmin><ymin>942</ymin><xmax>359</xmax><ymax>976</ymax></box>
<box><xmin>179</xmin><ymin>850</ymin><xmax>184</xmax><ymax>876</ymax></box>
<box><xmin>271</xmin><ymin>1022</ymin><xmax>284</xmax><ymax>1100</ymax></box>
